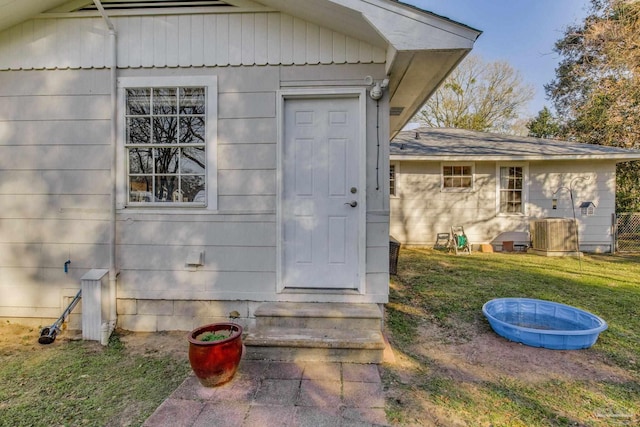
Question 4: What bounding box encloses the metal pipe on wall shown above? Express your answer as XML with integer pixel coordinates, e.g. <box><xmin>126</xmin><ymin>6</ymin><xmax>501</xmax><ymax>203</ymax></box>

<box><xmin>93</xmin><ymin>0</ymin><xmax>118</xmax><ymax>344</ymax></box>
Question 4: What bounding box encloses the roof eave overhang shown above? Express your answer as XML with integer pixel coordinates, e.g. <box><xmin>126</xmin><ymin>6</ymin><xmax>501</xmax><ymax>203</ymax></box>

<box><xmin>359</xmin><ymin>1</ymin><xmax>480</xmax><ymax>137</ymax></box>
<box><xmin>0</xmin><ymin>0</ymin><xmax>69</xmax><ymax>31</ymax></box>
<box><xmin>257</xmin><ymin>1</ymin><xmax>481</xmax><ymax>137</ymax></box>
<box><xmin>3</xmin><ymin>0</ymin><xmax>480</xmax><ymax>137</ymax></box>
<box><xmin>386</xmin><ymin>49</ymin><xmax>472</xmax><ymax>138</ymax></box>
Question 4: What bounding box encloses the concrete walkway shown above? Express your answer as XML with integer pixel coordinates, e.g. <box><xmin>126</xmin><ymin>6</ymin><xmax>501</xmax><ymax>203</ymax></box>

<box><xmin>143</xmin><ymin>360</ymin><xmax>390</xmax><ymax>427</ymax></box>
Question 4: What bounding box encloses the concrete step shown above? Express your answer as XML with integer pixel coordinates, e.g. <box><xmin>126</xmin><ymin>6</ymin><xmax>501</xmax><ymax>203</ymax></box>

<box><xmin>244</xmin><ymin>327</ymin><xmax>385</xmax><ymax>363</ymax></box>
<box><xmin>253</xmin><ymin>302</ymin><xmax>383</xmax><ymax>330</ymax></box>
<box><xmin>244</xmin><ymin>302</ymin><xmax>385</xmax><ymax>363</ymax></box>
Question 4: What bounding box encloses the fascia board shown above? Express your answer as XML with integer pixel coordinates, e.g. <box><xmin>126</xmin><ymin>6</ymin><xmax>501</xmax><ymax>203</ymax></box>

<box><xmin>390</xmin><ymin>154</ymin><xmax>640</xmax><ymax>162</ymax></box>
<box><xmin>353</xmin><ymin>0</ymin><xmax>480</xmax><ymax>51</ymax></box>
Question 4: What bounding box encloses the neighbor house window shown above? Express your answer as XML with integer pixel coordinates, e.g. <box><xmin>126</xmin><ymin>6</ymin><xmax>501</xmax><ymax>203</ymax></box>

<box><xmin>120</xmin><ymin>76</ymin><xmax>217</xmax><ymax>208</ymax></box>
<box><xmin>499</xmin><ymin>166</ymin><xmax>524</xmax><ymax>214</ymax></box>
<box><xmin>390</xmin><ymin>164</ymin><xmax>397</xmax><ymax>196</ymax></box>
<box><xmin>442</xmin><ymin>163</ymin><xmax>473</xmax><ymax>191</ymax></box>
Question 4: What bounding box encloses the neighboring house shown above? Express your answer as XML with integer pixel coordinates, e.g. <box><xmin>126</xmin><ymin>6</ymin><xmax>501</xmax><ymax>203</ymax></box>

<box><xmin>0</xmin><ymin>0</ymin><xmax>480</xmax><ymax>347</ymax></box>
<box><xmin>390</xmin><ymin>127</ymin><xmax>640</xmax><ymax>253</ymax></box>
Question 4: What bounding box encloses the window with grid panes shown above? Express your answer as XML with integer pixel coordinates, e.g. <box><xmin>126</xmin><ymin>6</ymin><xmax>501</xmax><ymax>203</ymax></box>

<box><xmin>442</xmin><ymin>164</ymin><xmax>473</xmax><ymax>190</ymax></box>
<box><xmin>499</xmin><ymin>166</ymin><xmax>524</xmax><ymax>213</ymax></box>
<box><xmin>390</xmin><ymin>164</ymin><xmax>396</xmax><ymax>196</ymax></box>
<box><xmin>126</xmin><ymin>87</ymin><xmax>206</xmax><ymax>205</ymax></box>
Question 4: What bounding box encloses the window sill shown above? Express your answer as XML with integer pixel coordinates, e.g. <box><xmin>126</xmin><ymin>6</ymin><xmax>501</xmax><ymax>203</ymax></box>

<box><xmin>441</xmin><ymin>188</ymin><xmax>475</xmax><ymax>193</ymax></box>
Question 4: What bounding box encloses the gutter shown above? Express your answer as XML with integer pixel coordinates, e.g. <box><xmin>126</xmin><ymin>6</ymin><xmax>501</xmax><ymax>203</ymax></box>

<box><xmin>93</xmin><ymin>0</ymin><xmax>118</xmax><ymax>346</ymax></box>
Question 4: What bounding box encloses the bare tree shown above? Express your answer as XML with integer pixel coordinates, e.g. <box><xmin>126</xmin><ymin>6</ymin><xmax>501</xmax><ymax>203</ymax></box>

<box><xmin>416</xmin><ymin>55</ymin><xmax>534</xmax><ymax>133</ymax></box>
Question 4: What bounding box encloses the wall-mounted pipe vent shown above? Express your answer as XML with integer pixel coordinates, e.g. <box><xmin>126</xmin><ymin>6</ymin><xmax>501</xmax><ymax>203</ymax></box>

<box><xmin>390</xmin><ymin>107</ymin><xmax>405</xmax><ymax>116</ymax></box>
<box><xmin>76</xmin><ymin>0</ymin><xmax>233</xmax><ymax>11</ymax></box>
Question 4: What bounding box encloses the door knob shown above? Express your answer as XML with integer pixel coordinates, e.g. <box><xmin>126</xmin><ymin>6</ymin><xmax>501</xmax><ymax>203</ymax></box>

<box><xmin>345</xmin><ymin>201</ymin><xmax>358</xmax><ymax>207</ymax></box>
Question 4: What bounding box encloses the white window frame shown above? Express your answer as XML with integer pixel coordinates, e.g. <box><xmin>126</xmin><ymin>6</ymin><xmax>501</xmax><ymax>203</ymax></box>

<box><xmin>390</xmin><ymin>161</ymin><xmax>399</xmax><ymax>198</ymax></box>
<box><xmin>496</xmin><ymin>163</ymin><xmax>529</xmax><ymax>216</ymax></box>
<box><xmin>441</xmin><ymin>162</ymin><xmax>475</xmax><ymax>192</ymax></box>
<box><xmin>116</xmin><ymin>76</ymin><xmax>218</xmax><ymax>211</ymax></box>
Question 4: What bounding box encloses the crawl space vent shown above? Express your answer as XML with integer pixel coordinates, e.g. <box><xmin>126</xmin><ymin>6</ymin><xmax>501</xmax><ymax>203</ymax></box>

<box><xmin>76</xmin><ymin>0</ymin><xmax>233</xmax><ymax>11</ymax></box>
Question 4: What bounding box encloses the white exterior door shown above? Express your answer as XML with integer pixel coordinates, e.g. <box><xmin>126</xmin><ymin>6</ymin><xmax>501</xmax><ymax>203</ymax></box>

<box><xmin>282</xmin><ymin>97</ymin><xmax>361</xmax><ymax>289</ymax></box>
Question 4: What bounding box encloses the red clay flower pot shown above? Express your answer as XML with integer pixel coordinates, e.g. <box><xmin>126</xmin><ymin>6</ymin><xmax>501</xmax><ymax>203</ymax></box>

<box><xmin>187</xmin><ymin>323</ymin><xmax>243</xmax><ymax>387</ymax></box>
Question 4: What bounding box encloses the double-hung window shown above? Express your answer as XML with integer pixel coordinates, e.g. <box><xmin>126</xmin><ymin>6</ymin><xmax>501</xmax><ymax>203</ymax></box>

<box><xmin>120</xmin><ymin>76</ymin><xmax>217</xmax><ymax>208</ymax></box>
<box><xmin>442</xmin><ymin>163</ymin><xmax>474</xmax><ymax>191</ymax></box>
<box><xmin>499</xmin><ymin>166</ymin><xmax>524</xmax><ymax>214</ymax></box>
<box><xmin>389</xmin><ymin>163</ymin><xmax>397</xmax><ymax>197</ymax></box>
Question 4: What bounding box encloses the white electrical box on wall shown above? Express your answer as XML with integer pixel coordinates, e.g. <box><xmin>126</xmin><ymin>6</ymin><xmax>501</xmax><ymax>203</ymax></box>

<box><xmin>81</xmin><ymin>269</ymin><xmax>110</xmax><ymax>342</ymax></box>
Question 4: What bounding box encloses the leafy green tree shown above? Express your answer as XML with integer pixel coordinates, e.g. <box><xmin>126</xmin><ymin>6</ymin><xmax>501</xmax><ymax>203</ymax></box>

<box><xmin>416</xmin><ymin>55</ymin><xmax>534</xmax><ymax>133</ymax></box>
<box><xmin>546</xmin><ymin>0</ymin><xmax>640</xmax><ymax>212</ymax></box>
<box><xmin>527</xmin><ymin>107</ymin><xmax>562</xmax><ymax>138</ymax></box>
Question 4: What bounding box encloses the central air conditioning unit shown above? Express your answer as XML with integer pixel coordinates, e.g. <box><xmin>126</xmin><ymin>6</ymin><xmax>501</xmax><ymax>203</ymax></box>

<box><xmin>529</xmin><ymin>218</ymin><xmax>579</xmax><ymax>256</ymax></box>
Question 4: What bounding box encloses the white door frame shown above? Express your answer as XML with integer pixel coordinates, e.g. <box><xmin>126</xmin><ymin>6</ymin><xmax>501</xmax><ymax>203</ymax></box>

<box><xmin>276</xmin><ymin>88</ymin><xmax>367</xmax><ymax>294</ymax></box>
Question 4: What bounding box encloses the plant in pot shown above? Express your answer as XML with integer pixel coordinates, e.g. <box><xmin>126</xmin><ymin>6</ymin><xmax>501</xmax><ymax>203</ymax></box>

<box><xmin>187</xmin><ymin>320</ymin><xmax>243</xmax><ymax>387</ymax></box>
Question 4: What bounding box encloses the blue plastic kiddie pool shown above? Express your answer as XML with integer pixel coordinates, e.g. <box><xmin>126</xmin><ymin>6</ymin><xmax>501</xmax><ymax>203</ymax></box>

<box><xmin>482</xmin><ymin>298</ymin><xmax>607</xmax><ymax>350</ymax></box>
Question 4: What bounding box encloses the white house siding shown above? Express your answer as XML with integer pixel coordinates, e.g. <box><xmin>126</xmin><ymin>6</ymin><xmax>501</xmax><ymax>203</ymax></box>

<box><xmin>0</xmin><ymin>13</ymin><xmax>385</xmax><ymax>71</ymax></box>
<box><xmin>390</xmin><ymin>159</ymin><xmax>616</xmax><ymax>253</ymax></box>
<box><xmin>0</xmin><ymin>69</ymin><xmax>111</xmax><ymax>327</ymax></box>
<box><xmin>528</xmin><ymin>160</ymin><xmax>616</xmax><ymax>253</ymax></box>
<box><xmin>0</xmin><ymin>8</ymin><xmax>390</xmax><ymax>330</ymax></box>
<box><xmin>114</xmin><ymin>62</ymin><xmax>388</xmax><ymax>332</ymax></box>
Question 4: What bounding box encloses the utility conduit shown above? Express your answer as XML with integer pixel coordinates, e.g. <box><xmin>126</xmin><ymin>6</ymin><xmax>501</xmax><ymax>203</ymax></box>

<box><xmin>93</xmin><ymin>0</ymin><xmax>118</xmax><ymax>345</ymax></box>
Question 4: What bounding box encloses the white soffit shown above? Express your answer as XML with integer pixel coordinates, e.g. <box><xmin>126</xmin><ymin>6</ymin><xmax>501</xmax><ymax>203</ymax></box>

<box><xmin>0</xmin><ymin>0</ymin><xmax>68</xmax><ymax>31</ymax></box>
<box><xmin>255</xmin><ymin>0</ymin><xmax>388</xmax><ymax>48</ymax></box>
<box><xmin>258</xmin><ymin>0</ymin><xmax>480</xmax><ymax>51</ymax></box>
<box><xmin>257</xmin><ymin>1</ymin><xmax>481</xmax><ymax>137</ymax></box>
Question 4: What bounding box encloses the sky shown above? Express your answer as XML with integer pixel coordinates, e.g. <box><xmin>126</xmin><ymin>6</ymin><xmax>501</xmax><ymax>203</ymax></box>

<box><xmin>404</xmin><ymin>0</ymin><xmax>591</xmax><ymax>118</ymax></box>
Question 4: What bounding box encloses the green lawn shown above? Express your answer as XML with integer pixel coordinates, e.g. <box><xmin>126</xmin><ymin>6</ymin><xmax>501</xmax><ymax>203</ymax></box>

<box><xmin>1</xmin><ymin>249</ymin><xmax>638</xmax><ymax>426</ymax></box>
<box><xmin>0</xmin><ymin>332</ymin><xmax>190</xmax><ymax>427</ymax></box>
<box><xmin>382</xmin><ymin>248</ymin><xmax>640</xmax><ymax>426</ymax></box>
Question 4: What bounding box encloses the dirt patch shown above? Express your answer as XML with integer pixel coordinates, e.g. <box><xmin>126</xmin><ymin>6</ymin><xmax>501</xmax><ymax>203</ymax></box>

<box><xmin>0</xmin><ymin>323</ymin><xmax>41</xmax><ymax>355</ymax></box>
<box><xmin>382</xmin><ymin>319</ymin><xmax>636</xmax><ymax>426</ymax></box>
<box><xmin>0</xmin><ymin>323</ymin><xmax>188</xmax><ymax>359</ymax></box>
<box><xmin>411</xmin><ymin>323</ymin><xmax>631</xmax><ymax>385</ymax></box>
<box><xmin>116</xmin><ymin>328</ymin><xmax>189</xmax><ymax>360</ymax></box>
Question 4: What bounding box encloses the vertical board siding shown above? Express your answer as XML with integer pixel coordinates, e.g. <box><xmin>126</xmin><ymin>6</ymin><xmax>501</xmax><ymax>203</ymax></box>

<box><xmin>140</xmin><ymin>17</ymin><xmax>155</xmax><ymax>67</ymax></box>
<box><xmin>306</xmin><ymin>22</ymin><xmax>320</xmax><ymax>65</ymax></box>
<box><xmin>215</xmin><ymin>14</ymin><xmax>230</xmax><ymax>65</ymax></box>
<box><xmin>279</xmin><ymin>14</ymin><xmax>294</xmax><ymax>65</ymax></box>
<box><xmin>292</xmin><ymin>17</ymin><xmax>306</xmax><ymax>65</ymax></box>
<box><xmin>228</xmin><ymin>14</ymin><xmax>243</xmax><ymax>66</ymax></box>
<box><xmin>166</xmin><ymin>15</ymin><xmax>180</xmax><ymax>67</ymax></box>
<box><xmin>254</xmin><ymin>13</ymin><xmax>268</xmax><ymax>66</ymax></box>
<box><xmin>190</xmin><ymin>15</ymin><xmax>204</xmax><ymax>67</ymax></box>
<box><xmin>266</xmin><ymin>13</ymin><xmax>280</xmax><ymax>65</ymax></box>
<box><xmin>241</xmin><ymin>13</ymin><xmax>255</xmax><ymax>65</ymax></box>
<box><xmin>179</xmin><ymin>15</ymin><xmax>192</xmax><ymax>67</ymax></box>
<box><xmin>0</xmin><ymin>13</ymin><xmax>384</xmax><ymax>70</ymax></box>
<box><xmin>154</xmin><ymin>16</ymin><xmax>167</xmax><ymax>67</ymax></box>
<box><xmin>202</xmin><ymin>15</ymin><xmax>216</xmax><ymax>65</ymax></box>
